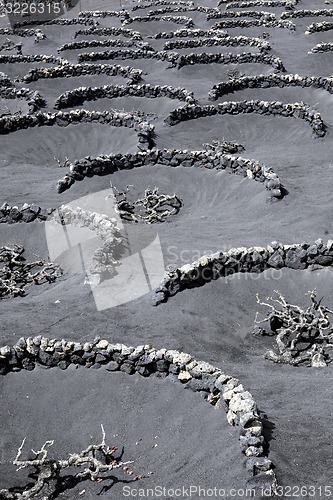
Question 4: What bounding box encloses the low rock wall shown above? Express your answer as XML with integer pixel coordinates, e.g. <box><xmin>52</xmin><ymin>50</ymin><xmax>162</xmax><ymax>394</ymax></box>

<box><xmin>20</xmin><ymin>63</ymin><xmax>143</xmax><ymax>85</ymax></box>
<box><xmin>208</xmin><ymin>73</ymin><xmax>333</xmax><ymax>99</ymax></box>
<box><xmin>163</xmin><ymin>35</ymin><xmax>270</xmax><ymax>51</ymax></box>
<box><xmin>207</xmin><ymin>9</ymin><xmax>277</xmax><ymax>19</ymax></box>
<box><xmin>54</xmin><ymin>83</ymin><xmax>195</xmax><ymax>109</ymax></box>
<box><xmin>165</xmin><ymin>101</ymin><xmax>325</xmax><ymax>136</ymax></box>
<box><xmin>74</xmin><ymin>26</ymin><xmax>143</xmax><ymax>40</ymax></box>
<box><xmin>281</xmin><ymin>8</ymin><xmax>333</xmax><ymax>18</ymax></box>
<box><xmin>0</xmin><ymin>337</ymin><xmax>277</xmax><ymax>492</ymax></box>
<box><xmin>305</xmin><ymin>21</ymin><xmax>333</xmax><ymax>33</ymax></box>
<box><xmin>212</xmin><ymin>18</ymin><xmax>296</xmax><ymax>29</ymax></box>
<box><xmin>0</xmin><ymin>54</ymin><xmax>65</xmax><ymax>64</ymax></box>
<box><xmin>175</xmin><ymin>52</ymin><xmax>285</xmax><ymax>70</ymax></box>
<box><xmin>225</xmin><ymin>0</ymin><xmax>298</xmax><ymax>9</ymax></box>
<box><xmin>0</xmin><ymin>109</ymin><xmax>155</xmax><ymax>150</ymax></box>
<box><xmin>56</xmin><ymin>148</ymin><xmax>283</xmax><ymax>201</ymax></box>
<box><xmin>153</xmin><ymin>239</ymin><xmax>333</xmax><ymax>305</ymax></box>
<box><xmin>310</xmin><ymin>42</ymin><xmax>333</xmax><ymax>53</ymax></box>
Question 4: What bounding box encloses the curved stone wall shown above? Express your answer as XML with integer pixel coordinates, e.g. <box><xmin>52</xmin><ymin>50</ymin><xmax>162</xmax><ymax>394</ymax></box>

<box><xmin>208</xmin><ymin>74</ymin><xmax>333</xmax><ymax>99</ymax></box>
<box><xmin>13</xmin><ymin>18</ymin><xmax>96</xmax><ymax>28</ymax></box>
<box><xmin>207</xmin><ymin>9</ymin><xmax>277</xmax><ymax>20</ymax></box>
<box><xmin>56</xmin><ymin>148</ymin><xmax>283</xmax><ymax>200</ymax></box>
<box><xmin>305</xmin><ymin>21</ymin><xmax>333</xmax><ymax>34</ymax></box>
<box><xmin>126</xmin><ymin>14</ymin><xmax>195</xmax><ymax>26</ymax></box>
<box><xmin>163</xmin><ymin>35</ymin><xmax>271</xmax><ymax>52</ymax></box>
<box><xmin>74</xmin><ymin>26</ymin><xmax>143</xmax><ymax>40</ymax></box>
<box><xmin>153</xmin><ymin>238</ymin><xmax>333</xmax><ymax>305</ymax></box>
<box><xmin>54</xmin><ymin>83</ymin><xmax>196</xmax><ymax>109</ymax></box>
<box><xmin>0</xmin><ymin>109</ymin><xmax>155</xmax><ymax>150</ymax></box>
<box><xmin>77</xmin><ymin>48</ymin><xmax>158</xmax><ymax>63</ymax></box>
<box><xmin>175</xmin><ymin>52</ymin><xmax>284</xmax><ymax>70</ymax></box>
<box><xmin>0</xmin><ymin>338</ymin><xmax>277</xmax><ymax>492</ymax></box>
<box><xmin>0</xmin><ymin>203</ymin><xmax>54</xmax><ymax>223</ymax></box>
<box><xmin>0</xmin><ymin>54</ymin><xmax>66</xmax><ymax>64</ymax></box>
<box><xmin>20</xmin><ymin>63</ymin><xmax>143</xmax><ymax>85</ymax></box>
<box><xmin>225</xmin><ymin>0</ymin><xmax>298</xmax><ymax>9</ymax></box>
<box><xmin>0</xmin><ymin>27</ymin><xmax>39</xmax><ymax>37</ymax></box>
<box><xmin>165</xmin><ymin>101</ymin><xmax>325</xmax><ymax>136</ymax></box>
<box><xmin>153</xmin><ymin>27</ymin><xmax>230</xmax><ymax>38</ymax></box>
<box><xmin>132</xmin><ymin>0</ymin><xmax>196</xmax><ymax>10</ymax></box>
<box><xmin>310</xmin><ymin>42</ymin><xmax>333</xmax><ymax>53</ymax></box>
<box><xmin>58</xmin><ymin>39</ymin><xmax>151</xmax><ymax>53</ymax></box>
<box><xmin>212</xmin><ymin>18</ymin><xmax>296</xmax><ymax>29</ymax></box>
<box><xmin>281</xmin><ymin>8</ymin><xmax>333</xmax><ymax>18</ymax></box>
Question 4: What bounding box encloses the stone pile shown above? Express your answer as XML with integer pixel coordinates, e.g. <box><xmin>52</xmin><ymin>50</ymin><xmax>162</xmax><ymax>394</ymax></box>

<box><xmin>0</xmin><ymin>337</ymin><xmax>277</xmax><ymax>493</ymax></box>
<box><xmin>305</xmin><ymin>21</ymin><xmax>333</xmax><ymax>33</ymax></box>
<box><xmin>175</xmin><ymin>52</ymin><xmax>284</xmax><ymax>70</ymax></box>
<box><xmin>310</xmin><ymin>42</ymin><xmax>333</xmax><ymax>53</ymax></box>
<box><xmin>56</xmin><ymin>148</ymin><xmax>282</xmax><ymax>200</ymax></box>
<box><xmin>74</xmin><ymin>26</ymin><xmax>143</xmax><ymax>40</ymax></box>
<box><xmin>0</xmin><ymin>109</ymin><xmax>155</xmax><ymax>151</ymax></box>
<box><xmin>54</xmin><ymin>83</ymin><xmax>196</xmax><ymax>109</ymax></box>
<box><xmin>207</xmin><ymin>9</ymin><xmax>277</xmax><ymax>20</ymax></box>
<box><xmin>225</xmin><ymin>0</ymin><xmax>298</xmax><ymax>8</ymax></box>
<box><xmin>165</xmin><ymin>101</ymin><xmax>325</xmax><ymax>136</ymax></box>
<box><xmin>163</xmin><ymin>35</ymin><xmax>271</xmax><ymax>52</ymax></box>
<box><xmin>212</xmin><ymin>18</ymin><xmax>296</xmax><ymax>29</ymax></box>
<box><xmin>208</xmin><ymin>73</ymin><xmax>333</xmax><ymax>99</ymax></box>
<box><xmin>20</xmin><ymin>63</ymin><xmax>143</xmax><ymax>85</ymax></box>
<box><xmin>153</xmin><ymin>238</ymin><xmax>333</xmax><ymax>304</ymax></box>
<box><xmin>0</xmin><ymin>203</ymin><xmax>55</xmax><ymax>224</ymax></box>
<box><xmin>0</xmin><ymin>71</ymin><xmax>13</xmax><ymax>87</ymax></box>
<box><xmin>281</xmin><ymin>8</ymin><xmax>333</xmax><ymax>18</ymax></box>
<box><xmin>0</xmin><ymin>54</ymin><xmax>65</xmax><ymax>64</ymax></box>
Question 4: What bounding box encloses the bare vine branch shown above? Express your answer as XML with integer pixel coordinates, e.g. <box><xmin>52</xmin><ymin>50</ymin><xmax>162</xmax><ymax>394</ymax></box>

<box><xmin>254</xmin><ymin>289</ymin><xmax>333</xmax><ymax>367</ymax></box>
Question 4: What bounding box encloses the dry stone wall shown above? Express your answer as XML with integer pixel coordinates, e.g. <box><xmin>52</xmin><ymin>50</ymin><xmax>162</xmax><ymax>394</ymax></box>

<box><xmin>163</xmin><ymin>35</ymin><xmax>271</xmax><ymax>51</ymax></box>
<box><xmin>74</xmin><ymin>26</ymin><xmax>143</xmax><ymax>40</ymax></box>
<box><xmin>0</xmin><ymin>54</ymin><xmax>65</xmax><ymax>64</ymax></box>
<box><xmin>20</xmin><ymin>63</ymin><xmax>143</xmax><ymax>85</ymax></box>
<box><xmin>58</xmin><ymin>39</ymin><xmax>151</xmax><ymax>52</ymax></box>
<box><xmin>310</xmin><ymin>43</ymin><xmax>333</xmax><ymax>53</ymax></box>
<box><xmin>54</xmin><ymin>83</ymin><xmax>196</xmax><ymax>109</ymax></box>
<box><xmin>305</xmin><ymin>21</ymin><xmax>333</xmax><ymax>33</ymax></box>
<box><xmin>0</xmin><ymin>337</ymin><xmax>277</xmax><ymax>493</ymax></box>
<box><xmin>208</xmin><ymin>74</ymin><xmax>333</xmax><ymax>99</ymax></box>
<box><xmin>153</xmin><ymin>239</ymin><xmax>333</xmax><ymax>305</ymax></box>
<box><xmin>212</xmin><ymin>18</ymin><xmax>296</xmax><ymax>29</ymax></box>
<box><xmin>56</xmin><ymin>148</ymin><xmax>283</xmax><ymax>200</ymax></box>
<box><xmin>207</xmin><ymin>9</ymin><xmax>277</xmax><ymax>19</ymax></box>
<box><xmin>225</xmin><ymin>0</ymin><xmax>298</xmax><ymax>9</ymax></box>
<box><xmin>165</xmin><ymin>101</ymin><xmax>325</xmax><ymax>136</ymax></box>
<box><xmin>175</xmin><ymin>52</ymin><xmax>285</xmax><ymax>70</ymax></box>
<box><xmin>0</xmin><ymin>109</ymin><xmax>155</xmax><ymax>150</ymax></box>
<box><xmin>281</xmin><ymin>8</ymin><xmax>333</xmax><ymax>18</ymax></box>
